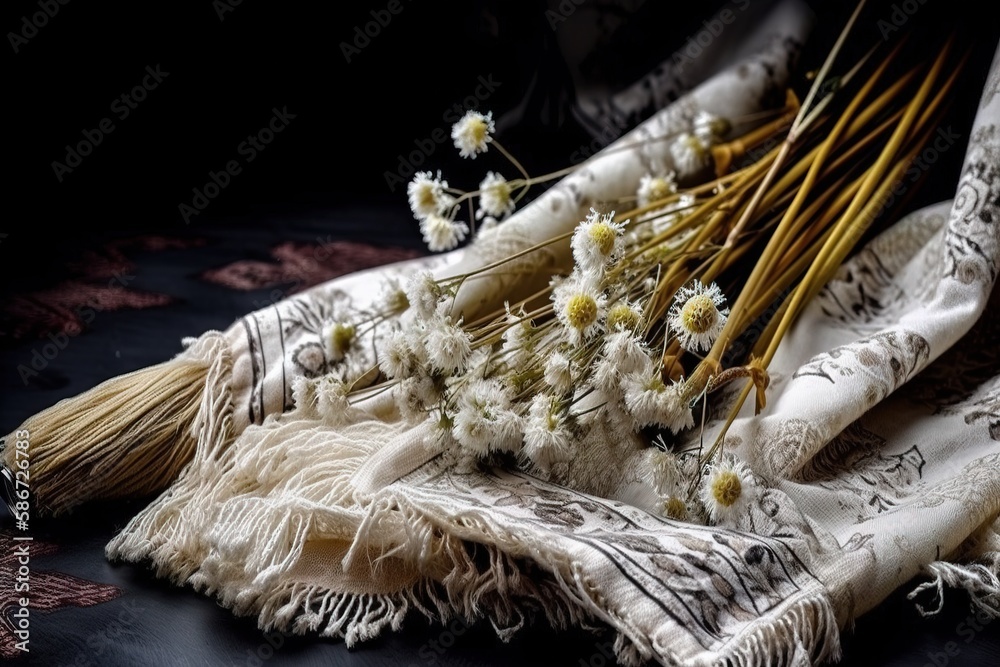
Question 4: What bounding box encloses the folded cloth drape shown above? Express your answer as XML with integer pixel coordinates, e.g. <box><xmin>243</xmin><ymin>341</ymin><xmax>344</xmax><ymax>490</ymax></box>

<box><xmin>7</xmin><ymin>2</ymin><xmax>1000</xmax><ymax>665</ymax></box>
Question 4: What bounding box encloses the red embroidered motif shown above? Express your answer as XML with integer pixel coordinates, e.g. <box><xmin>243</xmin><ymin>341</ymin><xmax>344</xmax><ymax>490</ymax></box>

<box><xmin>200</xmin><ymin>240</ymin><xmax>421</xmax><ymax>293</ymax></box>
<box><xmin>0</xmin><ymin>530</ymin><xmax>122</xmax><ymax>659</ymax></box>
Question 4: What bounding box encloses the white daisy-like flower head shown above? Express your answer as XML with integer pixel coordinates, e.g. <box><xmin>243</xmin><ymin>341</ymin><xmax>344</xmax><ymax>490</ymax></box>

<box><xmin>379</xmin><ymin>276</ymin><xmax>409</xmax><ymax>314</ymax></box>
<box><xmin>315</xmin><ymin>375</ymin><xmax>352</xmax><ymax>424</ymax></box>
<box><xmin>426</xmin><ymin>315</ymin><xmax>473</xmax><ymax>375</ymax></box>
<box><xmin>571</xmin><ymin>208</ymin><xmax>626</xmax><ymax>273</ymax></box>
<box><xmin>661</xmin><ymin>496</ymin><xmax>690</xmax><ymax>521</ymax></box>
<box><xmin>405</xmin><ymin>270</ymin><xmax>443</xmax><ymax>320</ymax></box>
<box><xmin>622</xmin><ymin>371</ymin><xmax>694</xmax><ymax>433</ymax></box>
<box><xmin>379</xmin><ymin>329</ymin><xmax>416</xmax><ymax>380</ymax></box>
<box><xmin>420</xmin><ymin>214</ymin><xmax>469</xmax><ymax>252</ymax></box>
<box><xmin>521</xmin><ymin>394</ymin><xmax>573</xmax><ymax>475</ymax></box>
<box><xmin>605</xmin><ymin>300</ymin><xmax>644</xmax><ymax>333</ymax></box>
<box><xmin>699</xmin><ymin>455</ymin><xmax>754</xmax><ymax>524</ymax></box>
<box><xmin>668</xmin><ymin>280</ymin><xmax>729</xmax><ymax>353</ymax></box>
<box><xmin>322</xmin><ymin>321</ymin><xmax>356</xmax><ymax>362</ymax></box>
<box><xmin>543</xmin><ymin>350</ymin><xmax>574</xmax><ymax>395</ymax></box>
<box><xmin>637</xmin><ymin>171</ymin><xmax>678</xmax><ymax>208</ymax></box>
<box><xmin>552</xmin><ymin>275</ymin><xmax>608</xmax><ymax>346</ymax></box>
<box><xmin>593</xmin><ymin>330</ymin><xmax>653</xmax><ymax>396</ymax></box>
<box><xmin>407</xmin><ymin>170</ymin><xmax>453</xmax><ymax>220</ymax></box>
<box><xmin>669</xmin><ymin>132</ymin><xmax>712</xmax><ymax>177</ymax></box>
<box><xmin>476</xmin><ymin>171</ymin><xmax>515</xmax><ymax>220</ymax></box>
<box><xmin>648</xmin><ymin>449</ymin><xmax>683</xmax><ymax>498</ymax></box>
<box><xmin>452</xmin><ymin>378</ymin><xmax>522</xmax><ymax>456</ymax></box>
<box><xmin>692</xmin><ymin>110</ymin><xmax>730</xmax><ymax>146</ymax></box>
<box><xmin>451</xmin><ymin>109</ymin><xmax>495</xmax><ymax>159</ymax></box>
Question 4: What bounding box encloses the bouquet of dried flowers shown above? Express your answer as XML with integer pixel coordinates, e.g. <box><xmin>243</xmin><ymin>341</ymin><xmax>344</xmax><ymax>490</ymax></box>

<box><xmin>297</xmin><ymin>7</ymin><xmax>966</xmax><ymax>528</ymax></box>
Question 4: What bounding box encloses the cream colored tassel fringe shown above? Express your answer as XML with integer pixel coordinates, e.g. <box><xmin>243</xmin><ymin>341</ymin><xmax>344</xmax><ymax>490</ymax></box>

<box><xmin>1</xmin><ymin>333</ymin><xmax>231</xmax><ymax>516</ymax></box>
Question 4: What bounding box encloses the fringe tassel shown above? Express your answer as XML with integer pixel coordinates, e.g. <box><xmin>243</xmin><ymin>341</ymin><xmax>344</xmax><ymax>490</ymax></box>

<box><xmin>107</xmin><ymin>394</ymin><xmax>430</xmax><ymax>649</ymax></box>
<box><xmin>1</xmin><ymin>332</ymin><xmax>230</xmax><ymax>516</ymax></box>
<box><xmin>722</xmin><ymin>596</ymin><xmax>841</xmax><ymax>667</ymax></box>
<box><xmin>349</xmin><ymin>486</ymin><xmax>842</xmax><ymax>667</ymax></box>
<box><xmin>908</xmin><ymin>560</ymin><xmax>1000</xmax><ymax>619</ymax></box>
<box><xmin>345</xmin><ymin>494</ymin><xmax>599</xmax><ymax>643</ymax></box>
<box><xmin>105</xmin><ymin>332</ymin><xmax>236</xmax><ymax>581</ymax></box>
<box><xmin>241</xmin><ymin>578</ymin><xmax>412</xmax><ymax>647</ymax></box>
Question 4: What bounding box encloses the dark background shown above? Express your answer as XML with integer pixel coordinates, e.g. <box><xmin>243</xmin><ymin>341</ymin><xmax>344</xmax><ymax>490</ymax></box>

<box><xmin>4</xmin><ymin>0</ymin><xmax>996</xmax><ymax>257</ymax></box>
<box><xmin>2</xmin><ymin>1</ymin><xmax>1000</xmax><ymax>665</ymax></box>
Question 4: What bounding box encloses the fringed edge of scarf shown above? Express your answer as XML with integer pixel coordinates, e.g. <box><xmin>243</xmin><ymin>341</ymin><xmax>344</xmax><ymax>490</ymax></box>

<box><xmin>169</xmin><ymin>495</ymin><xmax>601</xmax><ymax>650</ymax></box>
<box><xmin>717</xmin><ymin>594</ymin><xmax>841</xmax><ymax>667</ymax></box>
<box><xmin>346</xmin><ymin>489</ymin><xmax>842</xmax><ymax>667</ymax></box>
<box><xmin>105</xmin><ymin>331</ymin><xmax>236</xmax><ymax>580</ymax></box>
<box><xmin>908</xmin><ymin>559</ymin><xmax>1000</xmax><ymax>619</ymax></box>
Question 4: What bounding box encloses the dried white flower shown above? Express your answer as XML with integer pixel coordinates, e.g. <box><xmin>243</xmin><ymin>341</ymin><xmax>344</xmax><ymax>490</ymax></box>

<box><xmin>668</xmin><ymin>280</ymin><xmax>729</xmax><ymax>353</ymax></box>
<box><xmin>315</xmin><ymin>375</ymin><xmax>352</xmax><ymax>423</ymax></box>
<box><xmin>543</xmin><ymin>351</ymin><xmax>574</xmax><ymax>394</ymax></box>
<box><xmin>426</xmin><ymin>315</ymin><xmax>473</xmax><ymax>375</ymax></box>
<box><xmin>397</xmin><ymin>375</ymin><xmax>438</xmax><ymax>420</ymax></box>
<box><xmin>379</xmin><ymin>276</ymin><xmax>409</xmax><ymax>314</ymax></box>
<box><xmin>522</xmin><ymin>394</ymin><xmax>573</xmax><ymax>474</ymax></box>
<box><xmin>661</xmin><ymin>496</ymin><xmax>690</xmax><ymax>521</ymax></box>
<box><xmin>322</xmin><ymin>321</ymin><xmax>355</xmax><ymax>362</ymax></box>
<box><xmin>452</xmin><ymin>378</ymin><xmax>522</xmax><ymax>456</ymax></box>
<box><xmin>552</xmin><ymin>275</ymin><xmax>607</xmax><ymax>346</ymax></box>
<box><xmin>407</xmin><ymin>170</ymin><xmax>453</xmax><ymax>220</ymax></box>
<box><xmin>605</xmin><ymin>300</ymin><xmax>644</xmax><ymax>333</ymax></box>
<box><xmin>405</xmin><ymin>270</ymin><xmax>443</xmax><ymax>320</ymax></box>
<box><xmin>476</xmin><ymin>171</ymin><xmax>515</xmax><ymax>220</ymax></box>
<box><xmin>500</xmin><ymin>303</ymin><xmax>534</xmax><ymax>368</ymax></box>
<box><xmin>692</xmin><ymin>110</ymin><xmax>730</xmax><ymax>146</ymax></box>
<box><xmin>571</xmin><ymin>208</ymin><xmax>626</xmax><ymax>273</ymax></box>
<box><xmin>669</xmin><ymin>132</ymin><xmax>711</xmax><ymax>176</ymax></box>
<box><xmin>380</xmin><ymin>329</ymin><xmax>416</xmax><ymax>379</ymax></box>
<box><xmin>593</xmin><ymin>331</ymin><xmax>653</xmax><ymax>395</ymax></box>
<box><xmin>451</xmin><ymin>109</ymin><xmax>495</xmax><ymax>159</ymax></box>
<box><xmin>637</xmin><ymin>171</ymin><xmax>678</xmax><ymax>208</ymax></box>
<box><xmin>648</xmin><ymin>449</ymin><xmax>683</xmax><ymax>498</ymax></box>
<box><xmin>420</xmin><ymin>214</ymin><xmax>469</xmax><ymax>252</ymax></box>
<box><xmin>622</xmin><ymin>371</ymin><xmax>694</xmax><ymax>433</ymax></box>
<box><xmin>699</xmin><ymin>455</ymin><xmax>754</xmax><ymax>524</ymax></box>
